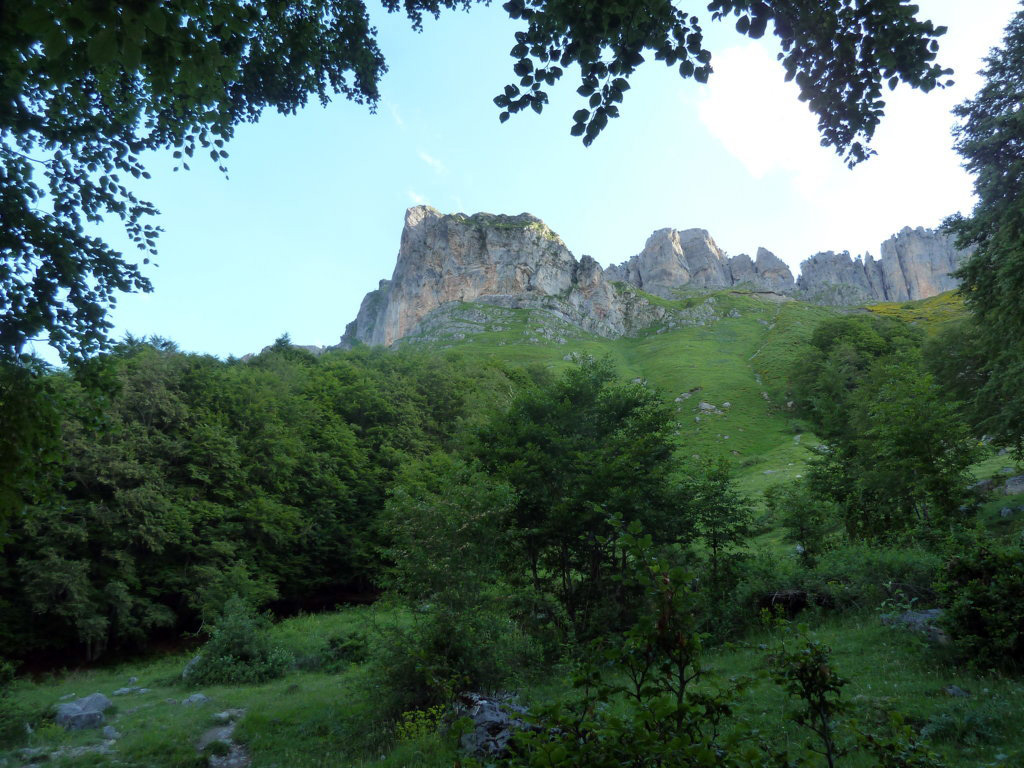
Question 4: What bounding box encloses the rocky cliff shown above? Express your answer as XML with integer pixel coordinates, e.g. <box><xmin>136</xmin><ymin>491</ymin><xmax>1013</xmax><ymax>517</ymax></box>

<box><xmin>795</xmin><ymin>227</ymin><xmax>969</xmax><ymax>305</ymax></box>
<box><xmin>339</xmin><ymin>208</ymin><xmax>970</xmax><ymax>348</ymax></box>
<box><xmin>341</xmin><ymin>207</ymin><xmax>713</xmax><ymax>347</ymax></box>
<box><xmin>605</xmin><ymin>229</ymin><xmax>795</xmax><ymax>295</ymax></box>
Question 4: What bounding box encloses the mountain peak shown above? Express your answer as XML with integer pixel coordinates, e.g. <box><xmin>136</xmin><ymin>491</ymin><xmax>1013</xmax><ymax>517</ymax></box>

<box><xmin>338</xmin><ymin>208</ymin><xmax>969</xmax><ymax>349</ymax></box>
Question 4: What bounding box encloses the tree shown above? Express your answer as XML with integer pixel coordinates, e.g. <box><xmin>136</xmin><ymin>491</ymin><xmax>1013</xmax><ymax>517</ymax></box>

<box><xmin>2</xmin><ymin>1</ymin><xmax>952</xmax><ymax>362</ymax></box>
<box><xmin>764</xmin><ymin>479</ymin><xmax>833</xmax><ymax>567</ymax></box>
<box><xmin>690</xmin><ymin>459</ymin><xmax>751</xmax><ymax>597</ymax></box>
<box><xmin>807</xmin><ymin>360</ymin><xmax>980</xmax><ymax>541</ymax></box>
<box><xmin>792</xmin><ymin>316</ymin><xmax>979</xmax><ymax>540</ymax></box>
<box><xmin>945</xmin><ymin>7</ymin><xmax>1024</xmax><ymax>454</ymax></box>
<box><xmin>476</xmin><ymin>356</ymin><xmax>686</xmax><ymax>636</ymax></box>
<box><xmin>503</xmin><ymin>0</ymin><xmax>951</xmax><ymax>165</ymax></box>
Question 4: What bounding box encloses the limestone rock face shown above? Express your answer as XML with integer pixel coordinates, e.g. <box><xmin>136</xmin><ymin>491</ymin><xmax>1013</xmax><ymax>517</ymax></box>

<box><xmin>343</xmin><ymin>207</ymin><xmax>575</xmax><ymax>347</ymax></box>
<box><xmin>606</xmin><ymin>231</ymin><xmax>794</xmax><ymax>296</ymax></box>
<box><xmin>878</xmin><ymin>227</ymin><xmax>966</xmax><ymax>301</ymax></box>
<box><xmin>339</xmin><ymin>207</ymin><xmax>741</xmax><ymax>348</ymax></box>
<box><xmin>795</xmin><ymin>228</ymin><xmax>969</xmax><ymax>305</ymax></box>
<box><xmin>796</xmin><ymin>251</ymin><xmax>878</xmax><ymax>305</ymax></box>
<box><xmin>337</xmin><ymin>208</ymin><xmax>971</xmax><ymax>349</ymax></box>
<box><xmin>754</xmin><ymin>248</ymin><xmax>796</xmax><ymax>292</ymax></box>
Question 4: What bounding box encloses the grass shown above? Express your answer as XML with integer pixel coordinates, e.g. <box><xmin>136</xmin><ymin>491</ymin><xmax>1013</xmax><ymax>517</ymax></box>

<box><xmin>867</xmin><ymin>290</ymin><xmax>967</xmax><ymax>334</ymax></box>
<box><xmin>6</xmin><ymin>602</ymin><xmax>1020</xmax><ymax>767</ymax></box>
<box><xmin>698</xmin><ymin>613</ymin><xmax>1024</xmax><ymax>766</ymax></box>
<box><xmin>405</xmin><ymin>291</ymin><xmax>838</xmax><ymax>498</ymax></box>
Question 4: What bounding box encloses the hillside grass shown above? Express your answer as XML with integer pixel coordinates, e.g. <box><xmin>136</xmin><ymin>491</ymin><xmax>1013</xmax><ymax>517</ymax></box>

<box><xmin>412</xmin><ymin>292</ymin><xmax>837</xmax><ymax>497</ymax></box>
<box><xmin>866</xmin><ymin>290</ymin><xmax>967</xmax><ymax>333</ymax></box>
<box><xmin>4</xmin><ymin>603</ymin><xmax>1022</xmax><ymax>768</ymax></box>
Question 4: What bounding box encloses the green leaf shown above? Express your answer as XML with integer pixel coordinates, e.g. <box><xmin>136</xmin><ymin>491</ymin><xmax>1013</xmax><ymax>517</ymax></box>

<box><xmin>87</xmin><ymin>29</ymin><xmax>117</xmax><ymax>67</ymax></box>
<box><xmin>145</xmin><ymin>7</ymin><xmax>166</xmax><ymax>35</ymax></box>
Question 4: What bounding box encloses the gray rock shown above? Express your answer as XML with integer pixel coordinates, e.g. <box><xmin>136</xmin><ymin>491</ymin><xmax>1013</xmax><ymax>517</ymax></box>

<box><xmin>212</xmin><ymin>709</ymin><xmax>246</xmax><ymax>725</ymax></box>
<box><xmin>128</xmin><ymin>676</ymin><xmax>138</xmax><ymax>684</ymax></box>
<box><xmin>184</xmin><ymin>693</ymin><xmax>211</xmax><ymax>706</ymax></box>
<box><xmin>198</xmin><ymin>715</ymin><xmax>251</xmax><ymax>768</ymax></box>
<box><xmin>796</xmin><ymin>228</ymin><xmax>970</xmax><ymax>306</ymax></box>
<box><xmin>103</xmin><ymin>725</ymin><xmax>122</xmax><ymax>740</ymax></box>
<box><xmin>1004</xmin><ymin>474</ymin><xmax>1024</xmax><ymax>495</ymax></box>
<box><xmin>55</xmin><ymin>692</ymin><xmax>112</xmax><ymax>731</ymax></box>
<box><xmin>456</xmin><ymin>692</ymin><xmax>535</xmax><ymax>758</ymax></box>
<box><xmin>198</xmin><ymin>724</ymin><xmax>236</xmax><ymax>751</ymax></box>
<box><xmin>943</xmin><ymin>685</ymin><xmax>970</xmax><ymax>698</ymax></box>
<box><xmin>970</xmin><ymin>478</ymin><xmax>996</xmax><ymax>494</ymax></box>
<box><xmin>183</xmin><ymin>654</ymin><xmax>202</xmax><ymax>681</ymax></box>
<box><xmin>335</xmin><ymin>209</ymin><xmax>970</xmax><ymax>349</ymax></box>
<box><xmin>1001</xmin><ymin>507</ymin><xmax>1014</xmax><ymax>518</ymax></box>
<box><xmin>881</xmin><ymin>609</ymin><xmax>949</xmax><ymax>645</ymax></box>
<box><xmin>698</xmin><ymin>401</ymin><xmax>719</xmax><ymax>412</ymax></box>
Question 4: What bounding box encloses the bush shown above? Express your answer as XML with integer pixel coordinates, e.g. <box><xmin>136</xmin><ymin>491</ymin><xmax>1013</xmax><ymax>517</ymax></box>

<box><xmin>188</xmin><ymin>596</ymin><xmax>293</xmax><ymax>685</ymax></box>
<box><xmin>727</xmin><ymin>543</ymin><xmax>943</xmax><ymax>632</ymax></box>
<box><xmin>937</xmin><ymin>539</ymin><xmax>1024</xmax><ymax>671</ymax></box>
<box><xmin>0</xmin><ymin>659</ymin><xmax>28</xmax><ymax>748</ymax></box>
<box><xmin>322</xmin><ymin>630</ymin><xmax>369</xmax><ymax>671</ymax></box>
<box><xmin>811</xmin><ymin>543</ymin><xmax>942</xmax><ymax>610</ymax></box>
<box><xmin>369</xmin><ymin>599</ymin><xmax>541</xmax><ymax>717</ymax></box>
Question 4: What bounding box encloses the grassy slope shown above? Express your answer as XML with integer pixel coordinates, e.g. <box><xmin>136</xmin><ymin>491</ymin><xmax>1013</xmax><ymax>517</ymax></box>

<box><xmin>866</xmin><ymin>290</ymin><xmax>967</xmax><ymax>334</ymax></box>
<box><xmin>4</xmin><ymin>606</ymin><xmax>1022</xmax><ymax>768</ymax></box>
<box><xmin>421</xmin><ymin>291</ymin><xmax>838</xmax><ymax>497</ymax></box>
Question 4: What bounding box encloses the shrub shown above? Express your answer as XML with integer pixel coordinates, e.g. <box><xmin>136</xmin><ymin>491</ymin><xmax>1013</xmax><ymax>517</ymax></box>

<box><xmin>188</xmin><ymin>596</ymin><xmax>293</xmax><ymax>685</ymax></box>
<box><xmin>0</xmin><ymin>659</ymin><xmax>28</xmax><ymax>748</ymax></box>
<box><xmin>811</xmin><ymin>543</ymin><xmax>942</xmax><ymax>610</ymax></box>
<box><xmin>369</xmin><ymin>598</ymin><xmax>541</xmax><ymax>717</ymax></box>
<box><xmin>728</xmin><ymin>543</ymin><xmax>943</xmax><ymax>632</ymax></box>
<box><xmin>937</xmin><ymin>539</ymin><xmax>1024</xmax><ymax>671</ymax></box>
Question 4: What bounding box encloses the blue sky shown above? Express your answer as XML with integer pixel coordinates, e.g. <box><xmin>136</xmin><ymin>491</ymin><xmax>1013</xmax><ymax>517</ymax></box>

<box><xmin>41</xmin><ymin>0</ymin><xmax>1021</xmax><ymax>361</ymax></box>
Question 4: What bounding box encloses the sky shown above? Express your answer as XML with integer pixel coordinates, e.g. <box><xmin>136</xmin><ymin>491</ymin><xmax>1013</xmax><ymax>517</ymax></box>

<box><xmin>34</xmin><ymin>0</ymin><xmax>1022</xmax><ymax>361</ymax></box>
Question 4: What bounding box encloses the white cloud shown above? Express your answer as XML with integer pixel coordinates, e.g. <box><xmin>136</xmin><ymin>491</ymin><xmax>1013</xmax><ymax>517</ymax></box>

<box><xmin>417</xmin><ymin>150</ymin><xmax>446</xmax><ymax>174</ymax></box>
<box><xmin>407</xmin><ymin>189</ymin><xmax>426</xmax><ymax>205</ymax></box>
<box><xmin>694</xmin><ymin>35</ymin><xmax>990</xmax><ymax>267</ymax></box>
<box><xmin>697</xmin><ymin>43</ymin><xmax>831</xmax><ymax>183</ymax></box>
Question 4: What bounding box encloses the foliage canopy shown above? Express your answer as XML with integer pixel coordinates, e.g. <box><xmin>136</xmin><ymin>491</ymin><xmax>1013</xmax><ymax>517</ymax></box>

<box><xmin>946</xmin><ymin>6</ymin><xmax>1024</xmax><ymax>453</ymax></box>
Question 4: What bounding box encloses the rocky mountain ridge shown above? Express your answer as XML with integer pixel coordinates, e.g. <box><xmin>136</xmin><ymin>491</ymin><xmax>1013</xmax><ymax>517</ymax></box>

<box><xmin>338</xmin><ymin>207</ymin><xmax>969</xmax><ymax>348</ymax></box>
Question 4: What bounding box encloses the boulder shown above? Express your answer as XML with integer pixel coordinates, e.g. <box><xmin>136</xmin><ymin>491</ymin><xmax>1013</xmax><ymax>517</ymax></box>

<box><xmin>184</xmin><ymin>693</ymin><xmax>211</xmax><ymax>706</ymax></box>
<box><xmin>880</xmin><ymin>608</ymin><xmax>949</xmax><ymax>645</ymax></box>
<box><xmin>182</xmin><ymin>654</ymin><xmax>202</xmax><ymax>681</ymax></box>
<box><xmin>55</xmin><ymin>693</ymin><xmax>112</xmax><ymax>731</ymax></box>
<box><xmin>455</xmin><ymin>692</ymin><xmax>535</xmax><ymax>757</ymax></box>
<box><xmin>970</xmin><ymin>478</ymin><xmax>995</xmax><ymax>494</ymax></box>
<box><xmin>1004</xmin><ymin>474</ymin><xmax>1024</xmax><ymax>495</ymax></box>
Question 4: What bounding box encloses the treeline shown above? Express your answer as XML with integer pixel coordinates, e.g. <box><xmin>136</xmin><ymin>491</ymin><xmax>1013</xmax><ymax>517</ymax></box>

<box><xmin>0</xmin><ymin>337</ymin><xmax>523</xmax><ymax>661</ymax></box>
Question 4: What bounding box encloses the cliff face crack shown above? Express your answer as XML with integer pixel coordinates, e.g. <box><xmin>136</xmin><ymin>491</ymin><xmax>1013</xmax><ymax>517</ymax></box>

<box><xmin>337</xmin><ymin>207</ymin><xmax>971</xmax><ymax>349</ymax></box>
